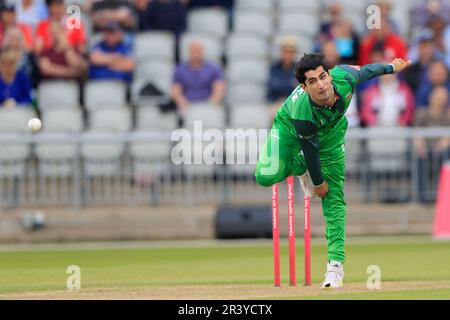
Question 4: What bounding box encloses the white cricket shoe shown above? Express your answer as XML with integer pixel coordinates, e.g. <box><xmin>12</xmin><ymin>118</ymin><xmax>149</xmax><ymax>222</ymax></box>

<box><xmin>298</xmin><ymin>171</ymin><xmax>315</xmax><ymax>197</ymax></box>
<box><xmin>322</xmin><ymin>261</ymin><xmax>344</xmax><ymax>289</ymax></box>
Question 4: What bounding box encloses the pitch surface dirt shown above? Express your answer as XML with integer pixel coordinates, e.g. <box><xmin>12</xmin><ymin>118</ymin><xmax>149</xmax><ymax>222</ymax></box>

<box><xmin>2</xmin><ymin>281</ymin><xmax>450</xmax><ymax>300</ymax></box>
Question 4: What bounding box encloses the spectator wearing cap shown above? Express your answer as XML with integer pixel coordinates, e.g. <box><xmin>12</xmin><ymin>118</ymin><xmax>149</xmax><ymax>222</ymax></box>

<box><xmin>15</xmin><ymin>0</ymin><xmax>48</xmax><ymax>31</ymax></box>
<box><xmin>89</xmin><ymin>22</ymin><xmax>135</xmax><ymax>84</ymax></box>
<box><xmin>35</xmin><ymin>0</ymin><xmax>87</xmax><ymax>54</ymax></box>
<box><xmin>38</xmin><ymin>22</ymin><xmax>87</xmax><ymax>81</ymax></box>
<box><xmin>0</xmin><ymin>3</ymin><xmax>34</xmax><ymax>52</ymax></box>
<box><xmin>171</xmin><ymin>40</ymin><xmax>225</xmax><ymax>114</ymax></box>
<box><xmin>0</xmin><ymin>48</ymin><xmax>33</xmax><ymax>108</ymax></box>
<box><xmin>135</xmin><ymin>0</ymin><xmax>187</xmax><ymax>36</ymax></box>
<box><xmin>415</xmin><ymin>60</ymin><xmax>450</xmax><ymax>108</ymax></box>
<box><xmin>359</xmin><ymin>16</ymin><xmax>407</xmax><ymax>65</ymax></box>
<box><xmin>267</xmin><ymin>36</ymin><xmax>298</xmax><ymax>104</ymax></box>
<box><xmin>405</xmin><ymin>29</ymin><xmax>444</xmax><ymax>93</ymax></box>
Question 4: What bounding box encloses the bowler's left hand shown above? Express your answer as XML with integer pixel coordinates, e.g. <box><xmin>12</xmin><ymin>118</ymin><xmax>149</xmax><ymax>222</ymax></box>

<box><xmin>391</xmin><ymin>58</ymin><xmax>412</xmax><ymax>73</ymax></box>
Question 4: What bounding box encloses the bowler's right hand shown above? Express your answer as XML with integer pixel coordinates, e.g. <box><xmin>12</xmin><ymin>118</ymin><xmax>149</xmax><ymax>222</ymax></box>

<box><xmin>314</xmin><ymin>181</ymin><xmax>329</xmax><ymax>198</ymax></box>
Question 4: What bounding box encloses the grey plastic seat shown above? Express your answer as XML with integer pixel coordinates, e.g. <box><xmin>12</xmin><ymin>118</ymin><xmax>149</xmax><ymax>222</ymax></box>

<box><xmin>0</xmin><ymin>107</ymin><xmax>35</xmax><ymax>177</ymax></box>
<box><xmin>187</xmin><ymin>8</ymin><xmax>229</xmax><ymax>39</ymax></box>
<box><xmin>135</xmin><ymin>106</ymin><xmax>178</xmax><ymax>131</ymax></box>
<box><xmin>182</xmin><ymin>103</ymin><xmax>225</xmax><ymax>177</ymax></box>
<box><xmin>82</xmin><ymin>108</ymin><xmax>131</xmax><ymax>176</ymax></box>
<box><xmin>134</xmin><ymin>60</ymin><xmax>174</xmax><ymax>95</ymax></box>
<box><xmin>226</xmin><ymin>34</ymin><xmax>269</xmax><ymax>59</ymax></box>
<box><xmin>229</xmin><ymin>104</ymin><xmax>271</xmax><ymax>129</ymax></box>
<box><xmin>134</xmin><ymin>31</ymin><xmax>175</xmax><ymax>63</ymax></box>
<box><xmin>279</xmin><ymin>0</ymin><xmax>321</xmax><ymax>13</ymax></box>
<box><xmin>0</xmin><ymin>107</ymin><xmax>35</xmax><ymax>133</ymax></box>
<box><xmin>367</xmin><ymin>138</ymin><xmax>409</xmax><ymax>172</ymax></box>
<box><xmin>227</xmin><ymin>58</ymin><xmax>269</xmax><ymax>83</ymax></box>
<box><xmin>38</xmin><ymin>81</ymin><xmax>80</xmax><ymax>110</ymax></box>
<box><xmin>235</xmin><ymin>0</ymin><xmax>274</xmax><ymax>13</ymax></box>
<box><xmin>36</xmin><ymin>108</ymin><xmax>83</xmax><ymax>177</ymax></box>
<box><xmin>227</xmin><ymin>83</ymin><xmax>266</xmax><ymax>104</ymax></box>
<box><xmin>130</xmin><ymin>141</ymin><xmax>172</xmax><ymax>177</ymax></box>
<box><xmin>84</xmin><ymin>80</ymin><xmax>127</xmax><ymax>110</ymax></box>
<box><xmin>184</xmin><ymin>103</ymin><xmax>225</xmax><ymax>130</ymax></box>
<box><xmin>233</xmin><ymin>12</ymin><xmax>273</xmax><ymax>38</ymax></box>
<box><xmin>180</xmin><ymin>33</ymin><xmax>223</xmax><ymax>64</ymax></box>
<box><xmin>131</xmin><ymin>106</ymin><xmax>176</xmax><ymax>177</ymax></box>
<box><xmin>277</xmin><ymin>13</ymin><xmax>320</xmax><ymax>37</ymax></box>
<box><xmin>40</xmin><ymin>108</ymin><xmax>83</xmax><ymax>133</ymax></box>
<box><xmin>225</xmin><ymin>129</ymin><xmax>264</xmax><ymax>175</ymax></box>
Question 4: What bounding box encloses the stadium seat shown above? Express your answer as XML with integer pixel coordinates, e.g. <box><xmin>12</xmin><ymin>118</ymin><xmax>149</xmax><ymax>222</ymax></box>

<box><xmin>82</xmin><ymin>108</ymin><xmax>131</xmax><ymax>176</ymax></box>
<box><xmin>38</xmin><ymin>80</ymin><xmax>80</xmax><ymax>110</ymax></box>
<box><xmin>227</xmin><ymin>82</ymin><xmax>267</xmax><ymax>104</ymax></box>
<box><xmin>229</xmin><ymin>104</ymin><xmax>271</xmax><ymax>129</ymax></box>
<box><xmin>278</xmin><ymin>0</ymin><xmax>321</xmax><ymax>13</ymax></box>
<box><xmin>135</xmin><ymin>106</ymin><xmax>178</xmax><ymax>132</ymax></box>
<box><xmin>233</xmin><ymin>12</ymin><xmax>274</xmax><ymax>39</ymax></box>
<box><xmin>277</xmin><ymin>12</ymin><xmax>320</xmax><ymax>37</ymax></box>
<box><xmin>235</xmin><ymin>0</ymin><xmax>274</xmax><ymax>13</ymax></box>
<box><xmin>187</xmin><ymin>8</ymin><xmax>229</xmax><ymax>39</ymax></box>
<box><xmin>179</xmin><ymin>33</ymin><xmax>223</xmax><ymax>64</ymax></box>
<box><xmin>227</xmin><ymin>58</ymin><xmax>269</xmax><ymax>84</ymax></box>
<box><xmin>130</xmin><ymin>141</ymin><xmax>172</xmax><ymax>177</ymax></box>
<box><xmin>134</xmin><ymin>31</ymin><xmax>175</xmax><ymax>63</ymax></box>
<box><xmin>367</xmin><ymin>138</ymin><xmax>409</xmax><ymax>172</ymax></box>
<box><xmin>131</xmin><ymin>107</ymin><xmax>176</xmax><ymax>178</ymax></box>
<box><xmin>0</xmin><ymin>107</ymin><xmax>35</xmax><ymax>178</ymax></box>
<box><xmin>225</xmin><ymin>132</ymin><xmax>264</xmax><ymax>175</ymax></box>
<box><xmin>180</xmin><ymin>103</ymin><xmax>226</xmax><ymax>177</ymax></box>
<box><xmin>226</xmin><ymin>34</ymin><xmax>269</xmax><ymax>59</ymax></box>
<box><xmin>36</xmin><ymin>108</ymin><xmax>83</xmax><ymax>177</ymax></box>
<box><xmin>84</xmin><ymin>80</ymin><xmax>127</xmax><ymax>110</ymax></box>
<box><xmin>184</xmin><ymin>103</ymin><xmax>225</xmax><ymax>130</ymax></box>
<box><xmin>134</xmin><ymin>60</ymin><xmax>174</xmax><ymax>95</ymax></box>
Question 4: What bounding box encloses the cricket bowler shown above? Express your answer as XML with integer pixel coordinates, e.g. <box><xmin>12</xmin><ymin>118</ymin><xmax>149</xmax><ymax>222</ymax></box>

<box><xmin>255</xmin><ymin>53</ymin><xmax>411</xmax><ymax>288</ymax></box>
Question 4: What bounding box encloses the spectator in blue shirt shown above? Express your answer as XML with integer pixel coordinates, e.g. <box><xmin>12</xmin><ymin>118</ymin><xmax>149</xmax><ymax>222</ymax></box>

<box><xmin>267</xmin><ymin>36</ymin><xmax>298</xmax><ymax>103</ymax></box>
<box><xmin>171</xmin><ymin>40</ymin><xmax>225</xmax><ymax>114</ymax></box>
<box><xmin>89</xmin><ymin>22</ymin><xmax>135</xmax><ymax>84</ymax></box>
<box><xmin>415</xmin><ymin>60</ymin><xmax>450</xmax><ymax>108</ymax></box>
<box><xmin>0</xmin><ymin>48</ymin><xmax>32</xmax><ymax>107</ymax></box>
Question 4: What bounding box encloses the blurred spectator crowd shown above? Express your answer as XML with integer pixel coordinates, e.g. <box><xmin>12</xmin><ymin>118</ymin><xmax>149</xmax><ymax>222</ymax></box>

<box><xmin>1</xmin><ymin>0</ymin><xmax>450</xmax><ymax>201</ymax></box>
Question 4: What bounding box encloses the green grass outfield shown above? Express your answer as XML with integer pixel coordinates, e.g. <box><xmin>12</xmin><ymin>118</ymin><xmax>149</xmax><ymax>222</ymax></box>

<box><xmin>1</xmin><ymin>236</ymin><xmax>450</xmax><ymax>299</ymax></box>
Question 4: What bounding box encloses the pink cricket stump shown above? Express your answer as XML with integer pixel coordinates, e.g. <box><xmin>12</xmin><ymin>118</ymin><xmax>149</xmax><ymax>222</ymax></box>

<box><xmin>287</xmin><ymin>176</ymin><xmax>296</xmax><ymax>286</ymax></box>
<box><xmin>272</xmin><ymin>184</ymin><xmax>280</xmax><ymax>287</ymax></box>
<box><xmin>304</xmin><ymin>194</ymin><xmax>312</xmax><ymax>286</ymax></box>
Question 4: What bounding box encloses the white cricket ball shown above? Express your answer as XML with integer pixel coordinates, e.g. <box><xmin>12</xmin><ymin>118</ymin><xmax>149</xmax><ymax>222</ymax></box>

<box><xmin>28</xmin><ymin>118</ymin><xmax>42</xmax><ymax>132</ymax></box>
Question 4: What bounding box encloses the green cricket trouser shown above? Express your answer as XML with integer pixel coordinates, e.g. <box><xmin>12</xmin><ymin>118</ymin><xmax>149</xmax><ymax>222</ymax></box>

<box><xmin>255</xmin><ymin>116</ymin><xmax>347</xmax><ymax>263</ymax></box>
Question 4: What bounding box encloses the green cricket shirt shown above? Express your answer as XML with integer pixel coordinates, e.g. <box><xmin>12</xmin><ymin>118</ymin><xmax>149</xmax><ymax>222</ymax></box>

<box><xmin>277</xmin><ymin>63</ymin><xmax>395</xmax><ymax>186</ymax></box>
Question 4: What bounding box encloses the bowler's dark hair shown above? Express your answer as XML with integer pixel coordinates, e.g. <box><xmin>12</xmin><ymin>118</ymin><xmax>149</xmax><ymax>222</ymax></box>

<box><xmin>294</xmin><ymin>53</ymin><xmax>329</xmax><ymax>84</ymax></box>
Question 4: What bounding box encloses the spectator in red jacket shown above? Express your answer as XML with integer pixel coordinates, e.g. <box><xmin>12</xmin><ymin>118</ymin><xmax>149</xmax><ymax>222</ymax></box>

<box><xmin>35</xmin><ymin>0</ymin><xmax>87</xmax><ymax>54</ymax></box>
<box><xmin>360</xmin><ymin>73</ymin><xmax>415</xmax><ymax>127</ymax></box>
<box><xmin>38</xmin><ymin>22</ymin><xmax>88</xmax><ymax>81</ymax></box>
<box><xmin>359</xmin><ymin>17</ymin><xmax>407</xmax><ymax>65</ymax></box>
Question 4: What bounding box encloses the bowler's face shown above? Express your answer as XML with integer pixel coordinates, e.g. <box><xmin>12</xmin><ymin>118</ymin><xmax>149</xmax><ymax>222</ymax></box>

<box><xmin>301</xmin><ymin>66</ymin><xmax>333</xmax><ymax>104</ymax></box>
